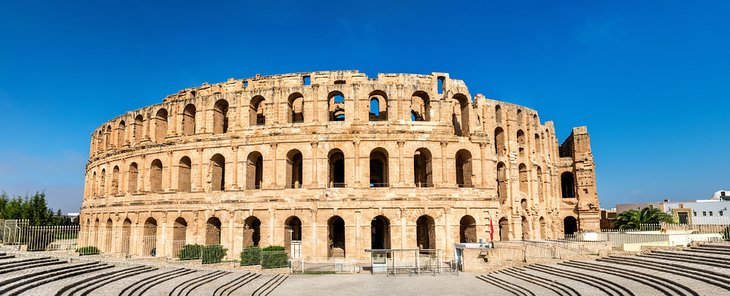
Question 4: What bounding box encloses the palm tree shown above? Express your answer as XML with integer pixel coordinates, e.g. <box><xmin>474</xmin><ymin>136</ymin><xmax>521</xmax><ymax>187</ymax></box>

<box><xmin>614</xmin><ymin>207</ymin><xmax>674</xmax><ymax>230</ymax></box>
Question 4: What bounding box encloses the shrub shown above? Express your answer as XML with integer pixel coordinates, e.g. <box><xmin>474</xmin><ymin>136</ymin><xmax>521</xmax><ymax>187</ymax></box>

<box><xmin>261</xmin><ymin>245</ymin><xmax>288</xmax><ymax>269</ymax></box>
<box><xmin>77</xmin><ymin>246</ymin><xmax>100</xmax><ymax>255</ymax></box>
<box><xmin>202</xmin><ymin>245</ymin><xmax>227</xmax><ymax>264</ymax></box>
<box><xmin>723</xmin><ymin>226</ymin><xmax>730</xmax><ymax>241</ymax></box>
<box><xmin>178</xmin><ymin>244</ymin><xmax>203</xmax><ymax>260</ymax></box>
<box><xmin>240</xmin><ymin>246</ymin><xmax>261</xmax><ymax>266</ymax></box>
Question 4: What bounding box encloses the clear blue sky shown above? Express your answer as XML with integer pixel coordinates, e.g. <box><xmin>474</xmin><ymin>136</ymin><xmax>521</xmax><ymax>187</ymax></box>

<box><xmin>1</xmin><ymin>1</ymin><xmax>728</xmax><ymax>213</ymax></box>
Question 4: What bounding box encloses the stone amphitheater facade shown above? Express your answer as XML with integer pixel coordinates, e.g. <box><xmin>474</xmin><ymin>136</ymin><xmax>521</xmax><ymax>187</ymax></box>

<box><xmin>80</xmin><ymin>70</ymin><xmax>600</xmax><ymax>262</ymax></box>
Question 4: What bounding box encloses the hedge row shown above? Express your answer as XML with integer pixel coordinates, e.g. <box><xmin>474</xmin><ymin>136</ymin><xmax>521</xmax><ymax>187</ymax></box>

<box><xmin>177</xmin><ymin>244</ymin><xmax>227</xmax><ymax>264</ymax></box>
<box><xmin>240</xmin><ymin>245</ymin><xmax>289</xmax><ymax>269</ymax></box>
<box><xmin>77</xmin><ymin>246</ymin><xmax>100</xmax><ymax>255</ymax></box>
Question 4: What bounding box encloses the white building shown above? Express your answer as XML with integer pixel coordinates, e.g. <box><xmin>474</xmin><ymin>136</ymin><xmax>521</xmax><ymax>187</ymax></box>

<box><xmin>616</xmin><ymin>190</ymin><xmax>730</xmax><ymax>225</ymax></box>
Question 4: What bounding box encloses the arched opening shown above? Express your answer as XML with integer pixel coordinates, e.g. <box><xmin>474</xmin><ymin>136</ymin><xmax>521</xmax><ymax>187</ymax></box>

<box><xmin>328</xmin><ymin>216</ymin><xmax>346</xmax><ymax>257</ymax></box>
<box><xmin>182</xmin><ymin>104</ymin><xmax>196</xmax><ymax>135</ymax></box>
<box><xmin>416</xmin><ymin>215</ymin><xmax>435</xmax><ymax>252</ymax></box>
<box><xmin>521</xmin><ymin>216</ymin><xmax>529</xmax><ymax>240</ymax></box>
<box><xmin>499</xmin><ymin>217</ymin><xmax>509</xmax><ymax>241</ymax></box>
<box><xmin>533</xmin><ymin>114</ymin><xmax>539</xmax><ymax>127</ymax></box>
<box><xmin>178</xmin><ymin>157</ymin><xmax>192</xmax><ymax>192</ymax></box>
<box><xmin>288</xmin><ymin>93</ymin><xmax>304</xmax><ymax>123</ymax></box>
<box><xmin>246</xmin><ymin>152</ymin><xmax>263</xmax><ymax>189</ymax></box>
<box><xmin>286</xmin><ymin>149</ymin><xmax>303</xmax><ymax>189</ymax></box>
<box><xmin>411</xmin><ymin>91</ymin><xmax>430</xmax><ymax>121</ymax></box>
<box><xmin>104</xmin><ymin>219</ymin><xmax>112</xmax><ymax>252</ymax></box>
<box><xmin>173</xmin><ymin>217</ymin><xmax>187</xmax><ymax>256</ymax></box>
<box><xmin>134</xmin><ymin>115</ymin><xmax>143</xmax><ymax>144</ymax></box>
<box><xmin>494</xmin><ymin>127</ymin><xmax>505</xmax><ymax>155</ymax></box>
<box><xmin>517</xmin><ymin>130</ymin><xmax>525</xmax><ymax>156</ymax></box>
<box><xmin>452</xmin><ymin>94</ymin><xmax>470</xmax><ymax>136</ymax></box>
<box><xmin>497</xmin><ymin>162</ymin><xmax>507</xmax><ymax>204</ymax></box>
<box><xmin>143</xmin><ymin>217</ymin><xmax>157</xmax><ymax>257</ymax></box>
<box><xmin>99</xmin><ymin>169</ymin><xmax>106</xmax><ymax>197</ymax></box>
<box><xmin>285</xmin><ymin>216</ymin><xmax>302</xmax><ymax>255</ymax></box>
<box><xmin>243</xmin><ymin>216</ymin><xmax>261</xmax><ymax>247</ymax></box>
<box><xmin>328</xmin><ymin>91</ymin><xmax>345</xmax><ymax>121</ymax></box>
<box><xmin>561</xmin><ymin>172</ymin><xmax>576</xmax><ymax>198</ymax></box>
<box><xmin>455</xmin><ymin>149</ymin><xmax>473</xmax><ymax>187</ymax></box>
<box><xmin>206</xmin><ymin>217</ymin><xmax>222</xmax><ymax>245</ymax></box>
<box><xmin>91</xmin><ymin>171</ymin><xmax>97</xmax><ymax>197</ymax></box>
<box><xmin>128</xmin><ymin>163</ymin><xmax>138</xmax><ymax>193</ymax></box>
<box><xmin>150</xmin><ymin>159</ymin><xmax>163</xmax><ymax>193</ymax></box>
<box><xmin>122</xmin><ymin>218</ymin><xmax>132</xmax><ymax>254</ymax></box>
<box><xmin>519</xmin><ymin>164</ymin><xmax>528</xmax><ymax>194</ymax></box>
<box><xmin>536</xmin><ymin>166</ymin><xmax>544</xmax><ymax>204</ymax></box>
<box><xmin>564</xmin><ymin>216</ymin><xmax>578</xmax><ymax>236</ymax></box>
<box><xmin>328</xmin><ymin>149</ymin><xmax>345</xmax><ymax>188</ymax></box>
<box><xmin>117</xmin><ymin>121</ymin><xmax>126</xmax><ymax>147</ymax></box>
<box><xmin>539</xmin><ymin>217</ymin><xmax>547</xmax><ymax>240</ymax></box>
<box><xmin>517</xmin><ymin>109</ymin><xmax>523</xmax><ymax>126</ymax></box>
<box><xmin>214</xmin><ymin>99</ymin><xmax>230</xmax><ymax>133</ymax></box>
<box><xmin>369</xmin><ymin>148</ymin><xmax>389</xmax><ymax>187</ymax></box>
<box><xmin>495</xmin><ymin>105</ymin><xmax>502</xmax><ymax>123</ymax></box>
<box><xmin>371</xmin><ymin>215</ymin><xmax>391</xmax><ymax>250</ymax></box>
<box><xmin>111</xmin><ymin>166</ymin><xmax>119</xmax><ymax>195</ymax></box>
<box><xmin>534</xmin><ymin>133</ymin><xmax>541</xmax><ymax>154</ymax></box>
<box><xmin>459</xmin><ymin>215</ymin><xmax>477</xmax><ymax>243</ymax></box>
<box><xmin>211</xmin><ymin>154</ymin><xmax>225</xmax><ymax>191</ymax></box>
<box><xmin>155</xmin><ymin>109</ymin><xmax>168</xmax><ymax>144</ymax></box>
<box><xmin>105</xmin><ymin>125</ymin><xmax>112</xmax><ymax>149</ymax></box>
<box><xmin>413</xmin><ymin>148</ymin><xmax>433</xmax><ymax>187</ymax></box>
<box><xmin>368</xmin><ymin>91</ymin><xmax>388</xmax><ymax>121</ymax></box>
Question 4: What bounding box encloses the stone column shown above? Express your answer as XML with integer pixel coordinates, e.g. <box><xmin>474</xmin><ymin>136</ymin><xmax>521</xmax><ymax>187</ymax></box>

<box><xmin>269</xmin><ymin>143</ymin><xmax>278</xmax><ymax>188</ymax></box>
<box><xmin>352</xmin><ymin>138</ymin><xmax>360</xmax><ymax>186</ymax></box>
<box><xmin>167</xmin><ymin>151</ymin><xmax>173</xmax><ymax>192</ymax></box>
<box><xmin>197</xmin><ymin>148</ymin><xmax>204</xmax><ymax>192</ymax></box>
<box><xmin>397</xmin><ymin>140</ymin><xmax>405</xmax><ymax>185</ymax></box>
<box><xmin>440</xmin><ymin>141</ymin><xmax>448</xmax><ymax>187</ymax></box>
<box><xmin>479</xmin><ymin>143</ymin><xmax>487</xmax><ymax>188</ymax></box>
<box><xmin>232</xmin><ymin>146</ymin><xmax>239</xmax><ymax>190</ymax></box>
<box><xmin>310</xmin><ymin>141</ymin><xmax>318</xmax><ymax>187</ymax></box>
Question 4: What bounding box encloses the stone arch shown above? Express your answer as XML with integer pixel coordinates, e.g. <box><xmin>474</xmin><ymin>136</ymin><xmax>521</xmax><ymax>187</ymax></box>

<box><xmin>285</xmin><ymin>216</ymin><xmax>302</xmax><ymax>255</ymax></box>
<box><xmin>497</xmin><ymin>162</ymin><xmax>507</xmax><ymax>204</ymax></box>
<box><xmin>411</xmin><ymin>91</ymin><xmax>430</xmax><ymax>121</ymax></box>
<box><xmin>536</xmin><ymin>166</ymin><xmax>544</xmax><ymax>204</ymax></box>
<box><xmin>128</xmin><ymin>162</ymin><xmax>138</xmax><ymax>193</ymax></box>
<box><xmin>561</xmin><ymin>172</ymin><xmax>576</xmax><ymax>198</ymax></box>
<box><xmin>117</xmin><ymin>120</ymin><xmax>126</xmax><ymax>147</ymax></box>
<box><xmin>533</xmin><ymin>114</ymin><xmax>539</xmax><ymax>127</ymax></box>
<box><xmin>243</xmin><ymin>216</ymin><xmax>261</xmax><ymax>247</ymax></box>
<box><xmin>288</xmin><ymin>93</ymin><xmax>304</xmax><ymax>123</ymax></box>
<box><xmin>91</xmin><ymin>171</ymin><xmax>97</xmax><ymax>197</ymax></box>
<box><xmin>369</xmin><ymin>148</ymin><xmax>389</xmax><ymax>187</ymax></box>
<box><xmin>215</xmin><ymin>99</ymin><xmax>230</xmax><ymax>132</ymax></box>
<box><xmin>182</xmin><ymin>104</ymin><xmax>196</xmax><ymax>135</ymax></box>
<box><xmin>328</xmin><ymin>149</ymin><xmax>345</xmax><ymax>188</ymax></box>
<box><xmin>328</xmin><ymin>216</ymin><xmax>346</xmax><ymax>257</ymax></box>
<box><xmin>328</xmin><ymin>91</ymin><xmax>345</xmax><ymax>121</ymax></box>
<box><xmin>564</xmin><ymin>216</ymin><xmax>578</xmax><ymax>236</ymax></box>
<box><xmin>368</xmin><ymin>90</ymin><xmax>388</xmax><ymax>121</ymax></box>
<box><xmin>459</xmin><ymin>215</ymin><xmax>477</xmax><ymax>243</ymax></box>
<box><xmin>517</xmin><ymin>130</ymin><xmax>526</xmax><ymax>156</ymax></box>
<box><xmin>286</xmin><ymin>149</ymin><xmax>303</xmax><ymax>189</ymax></box>
<box><xmin>104</xmin><ymin>218</ymin><xmax>113</xmax><ymax>252</ymax></box>
<box><xmin>122</xmin><ymin>218</ymin><xmax>132</xmax><ymax>254</ymax></box>
<box><xmin>246</xmin><ymin>151</ymin><xmax>263</xmax><ymax>189</ymax></box>
<box><xmin>521</xmin><ymin>216</ymin><xmax>529</xmax><ymax>240</ymax></box>
<box><xmin>498</xmin><ymin>217</ymin><xmax>509</xmax><ymax>241</ymax></box>
<box><xmin>173</xmin><ymin>217</ymin><xmax>187</xmax><ymax>256</ymax></box>
<box><xmin>210</xmin><ymin>154</ymin><xmax>225</xmax><ymax>191</ymax></box>
<box><xmin>99</xmin><ymin>169</ymin><xmax>106</xmax><ymax>197</ymax></box>
<box><xmin>143</xmin><ymin>217</ymin><xmax>158</xmax><ymax>257</ymax></box>
<box><xmin>517</xmin><ymin>109</ymin><xmax>523</xmax><ymax>126</ymax></box>
<box><xmin>519</xmin><ymin>163</ymin><xmax>528</xmax><ymax>194</ymax></box>
<box><xmin>150</xmin><ymin>159</ymin><xmax>163</xmax><ymax>193</ymax></box>
<box><xmin>371</xmin><ymin>215</ymin><xmax>391</xmax><ymax>250</ymax></box>
<box><xmin>534</xmin><ymin>133</ymin><xmax>541</xmax><ymax>154</ymax></box>
<box><xmin>111</xmin><ymin>166</ymin><xmax>120</xmax><ymax>195</ymax></box>
<box><xmin>416</xmin><ymin>215</ymin><xmax>435</xmax><ymax>251</ymax></box>
<box><xmin>452</xmin><ymin>93</ymin><xmax>470</xmax><ymax>136</ymax></box>
<box><xmin>105</xmin><ymin>125</ymin><xmax>112</xmax><ymax>150</ymax></box>
<box><xmin>539</xmin><ymin>216</ymin><xmax>547</xmax><ymax>240</ymax></box>
<box><xmin>155</xmin><ymin>108</ymin><xmax>168</xmax><ymax>144</ymax></box>
<box><xmin>413</xmin><ymin>148</ymin><xmax>433</xmax><ymax>187</ymax></box>
<box><xmin>495</xmin><ymin>105</ymin><xmax>502</xmax><ymax>123</ymax></box>
<box><xmin>494</xmin><ymin>127</ymin><xmax>505</xmax><ymax>155</ymax></box>
<box><xmin>178</xmin><ymin>156</ymin><xmax>192</xmax><ymax>192</ymax></box>
<box><xmin>205</xmin><ymin>217</ymin><xmax>222</xmax><ymax>245</ymax></box>
<box><xmin>134</xmin><ymin>115</ymin><xmax>144</xmax><ymax>144</ymax></box>
<box><xmin>455</xmin><ymin>149</ymin><xmax>473</xmax><ymax>187</ymax></box>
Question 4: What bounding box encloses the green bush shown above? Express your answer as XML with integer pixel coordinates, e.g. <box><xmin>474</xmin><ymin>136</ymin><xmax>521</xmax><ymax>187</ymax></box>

<box><xmin>77</xmin><ymin>246</ymin><xmax>100</xmax><ymax>255</ymax></box>
<box><xmin>261</xmin><ymin>245</ymin><xmax>288</xmax><ymax>269</ymax></box>
<box><xmin>240</xmin><ymin>246</ymin><xmax>261</xmax><ymax>266</ymax></box>
<box><xmin>723</xmin><ymin>226</ymin><xmax>730</xmax><ymax>241</ymax></box>
<box><xmin>178</xmin><ymin>244</ymin><xmax>203</xmax><ymax>260</ymax></box>
<box><xmin>202</xmin><ymin>245</ymin><xmax>227</xmax><ymax>264</ymax></box>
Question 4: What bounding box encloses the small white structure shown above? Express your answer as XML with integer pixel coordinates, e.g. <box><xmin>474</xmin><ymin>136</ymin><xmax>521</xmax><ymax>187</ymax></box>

<box><xmin>616</xmin><ymin>190</ymin><xmax>730</xmax><ymax>225</ymax></box>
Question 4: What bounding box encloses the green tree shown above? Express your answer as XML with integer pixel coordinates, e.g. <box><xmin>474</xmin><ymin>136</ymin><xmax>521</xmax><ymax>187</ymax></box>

<box><xmin>614</xmin><ymin>207</ymin><xmax>674</xmax><ymax>230</ymax></box>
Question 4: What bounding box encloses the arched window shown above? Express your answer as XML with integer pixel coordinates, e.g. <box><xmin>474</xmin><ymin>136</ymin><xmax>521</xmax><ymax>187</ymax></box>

<box><xmin>328</xmin><ymin>216</ymin><xmax>346</xmax><ymax>257</ymax></box>
<box><xmin>143</xmin><ymin>217</ymin><xmax>157</xmax><ymax>257</ymax></box>
<box><xmin>246</xmin><ymin>152</ymin><xmax>263</xmax><ymax>189</ymax></box>
<box><xmin>173</xmin><ymin>217</ymin><xmax>187</xmax><ymax>255</ymax></box>
<box><xmin>91</xmin><ymin>171</ymin><xmax>97</xmax><ymax>197</ymax></box>
<box><xmin>561</xmin><ymin>172</ymin><xmax>576</xmax><ymax>198</ymax></box>
<box><xmin>249</xmin><ymin>96</ymin><xmax>265</xmax><ymax>126</ymax></box>
<box><xmin>534</xmin><ymin>133</ymin><xmax>541</xmax><ymax>154</ymax></box>
<box><xmin>497</xmin><ymin>162</ymin><xmax>507</xmax><ymax>204</ymax></box>
<box><xmin>105</xmin><ymin>125</ymin><xmax>112</xmax><ymax>150</ymax></box>
<box><xmin>371</xmin><ymin>215</ymin><xmax>391</xmax><ymax>250</ymax></box>
<box><xmin>328</xmin><ymin>91</ymin><xmax>345</xmax><ymax>121</ymax></box>
<box><xmin>286</xmin><ymin>149</ymin><xmax>303</xmax><ymax>188</ymax></box>
<box><xmin>414</xmin><ymin>148</ymin><xmax>433</xmax><ymax>187</ymax></box>
<box><xmin>285</xmin><ymin>216</ymin><xmax>302</xmax><ymax>256</ymax></box>
<box><xmin>150</xmin><ymin>159</ymin><xmax>163</xmax><ymax>193</ymax></box>
<box><xmin>455</xmin><ymin>149</ymin><xmax>473</xmax><ymax>187</ymax></box>
<box><xmin>564</xmin><ymin>216</ymin><xmax>578</xmax><ymax>236</ymax></box>
<box><xmin>111</xmin><ymin>166</ymin><xmax>120</xmax><ymax>195</ymax></box>
<box><xmin>499</xmin><ymin>217</ymin><xmax>509</xmax><ymax>241</ymax></box>
<box><xmin>452</xmin><ymin>94</ymin><xmax>470</xmax><ymax>136</ymax></box>
<box><xmin>182</xmin><ymin>104</ymin><xmax>196</xmax><ymax>135</ymax></box>
<box><xmin>243</xmin><ymin>216</ymin><xmax>261</xmax><ymax>247</ymax></box>
<box><xmin>117</xmin><ymin>121</ymin><xmax>126</xmax><ymax>147</ymax></box>
<box><xmin>128</xmin><ymin>163</ymin><xmax>138</xmax><ymax>193</ymax></box>
<box><xmin>517</xmin><ymin>109</ymin><xmax>523</xmax><ymax>126</ymax></box>
<box><xmin>178</xmin><ymin>157</ymin><xmax>192</xmax><ymax>192</ymax></box>
<box><xmin>134</xmin><ymin>115</ymin><xmax>144</xmax><ymax>144</ymax></box>
<box><xmin>369</xmin><ymin>91</ymin><xmax>388</xmax><ymax>121</ymax></box>
<box><xmin>536</xmin><ymin>166</ymin><xmax>544</xmax><ymax>204</ymax></box>
<box><xmin>539</xmin><ymin>217</ymin><xmax>547</xmax><ymax>239</ymax></box>
<box><xmin>519</xmin><ymin>163</ymin><xmax>528</xmax><ymax>194</ymax></box>
<box><xmin>210</xmin><ymin>154</ymin><xmax>225</xmax><ymax>191</ymax></box>
<box><xmin>369</xmin><ymin>148</ymin><xmax>389</xmax><ymax>187</ymax></box>
<box><xmin>495</xmin><ymin>105</ymin><xmax>502</xmax><ymax>123</ymax></box>
<box><xmin>533</xmin><ymin>114</ymin><xmax>539</xmax><ymax>127</ymax></box>
<box><xmin>288</xmin><ymin>93</ymin><xmax>304</xmax><ymax>123</ymax></box>
<box><xmin>494</xmin><ymin>127</ymin><xmax>505</xmax><ymax>155</ymax></box>
<box><xmin>521</xmin><ymin>216</ymin><xmax>529</xmax><ymax>240</ymax></box>
<box><xmin>214</xmin><ymin>99</ymin><xmax>230</xmax><ymax>132</ymax></box>
<box><xmin>517</xmin><ymin>130</ymin><xmax>525</xmax><ymax>156</ymax></box>
<box><xmin>99</xmin><ymin>169</ymin><xmax>106</xmax><ymax>197</ymax></box>
<box><xmin>411</xmin><ymin>91</ymin><xmax>430</xmax><ymax>121</ymax></box>
<box><xmin>96</xmin><ymin>130</ymin><xmax>103</xmax><ymax>153</ymax></box>
<box><xmin>328</xmin><ymin>149</ymin><xmax>345</xmax><ymax>188</ymax></box>
<box><xmin>103</xmin><ymin>219</ymin><xmax>113</xmax><ymax>252</ymax></box>
<box><xmin>155</xmin><ymin>109</ymin><xmax>168</xmax><ymax>144</ymax></box>
<box><xmin>459</xmin><ymin>215</ymin><xmax>477</xmax><ymax>243</ymax></box>
<box><xmin>121</xmin><ymin>218</ymin><xmax>132</xmax><ymax>254</ymax></box>
<box><xmin>416</xmin><ymin>215</ymin><xmax>435</xmax><ymax>251</ymax></box>
<box><xmin>206</xmin><ymin>217</ymin><xmax>222</xmax><ymax>245</ymax></box>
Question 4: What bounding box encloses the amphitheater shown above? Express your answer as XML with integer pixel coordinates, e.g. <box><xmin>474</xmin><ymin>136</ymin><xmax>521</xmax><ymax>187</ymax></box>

<box><xmin>80</xmin><ymin>70</ymin><xmax>601</xmax><ymax>262</ymax></box>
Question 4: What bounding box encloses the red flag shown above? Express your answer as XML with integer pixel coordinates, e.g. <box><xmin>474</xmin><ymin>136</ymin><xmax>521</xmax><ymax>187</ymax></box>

<box><xmin>489</xmin><ymin>217</ymin><xmax>494</xmax><ymax>242</ymax></box>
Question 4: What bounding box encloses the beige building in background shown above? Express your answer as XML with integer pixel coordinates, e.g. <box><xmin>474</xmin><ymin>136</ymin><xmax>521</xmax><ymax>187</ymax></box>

<box><xmin>79</xmin><ymin>70</ymin><xmax>600</xmax><ymax>262</ymax></box>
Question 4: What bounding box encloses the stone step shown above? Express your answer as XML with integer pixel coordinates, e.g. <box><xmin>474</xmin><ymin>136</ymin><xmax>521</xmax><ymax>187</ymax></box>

<box><xmin>559</xmin><ymin>260</ymin><xmax>695</xmax><ymax>296</ymax></box>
